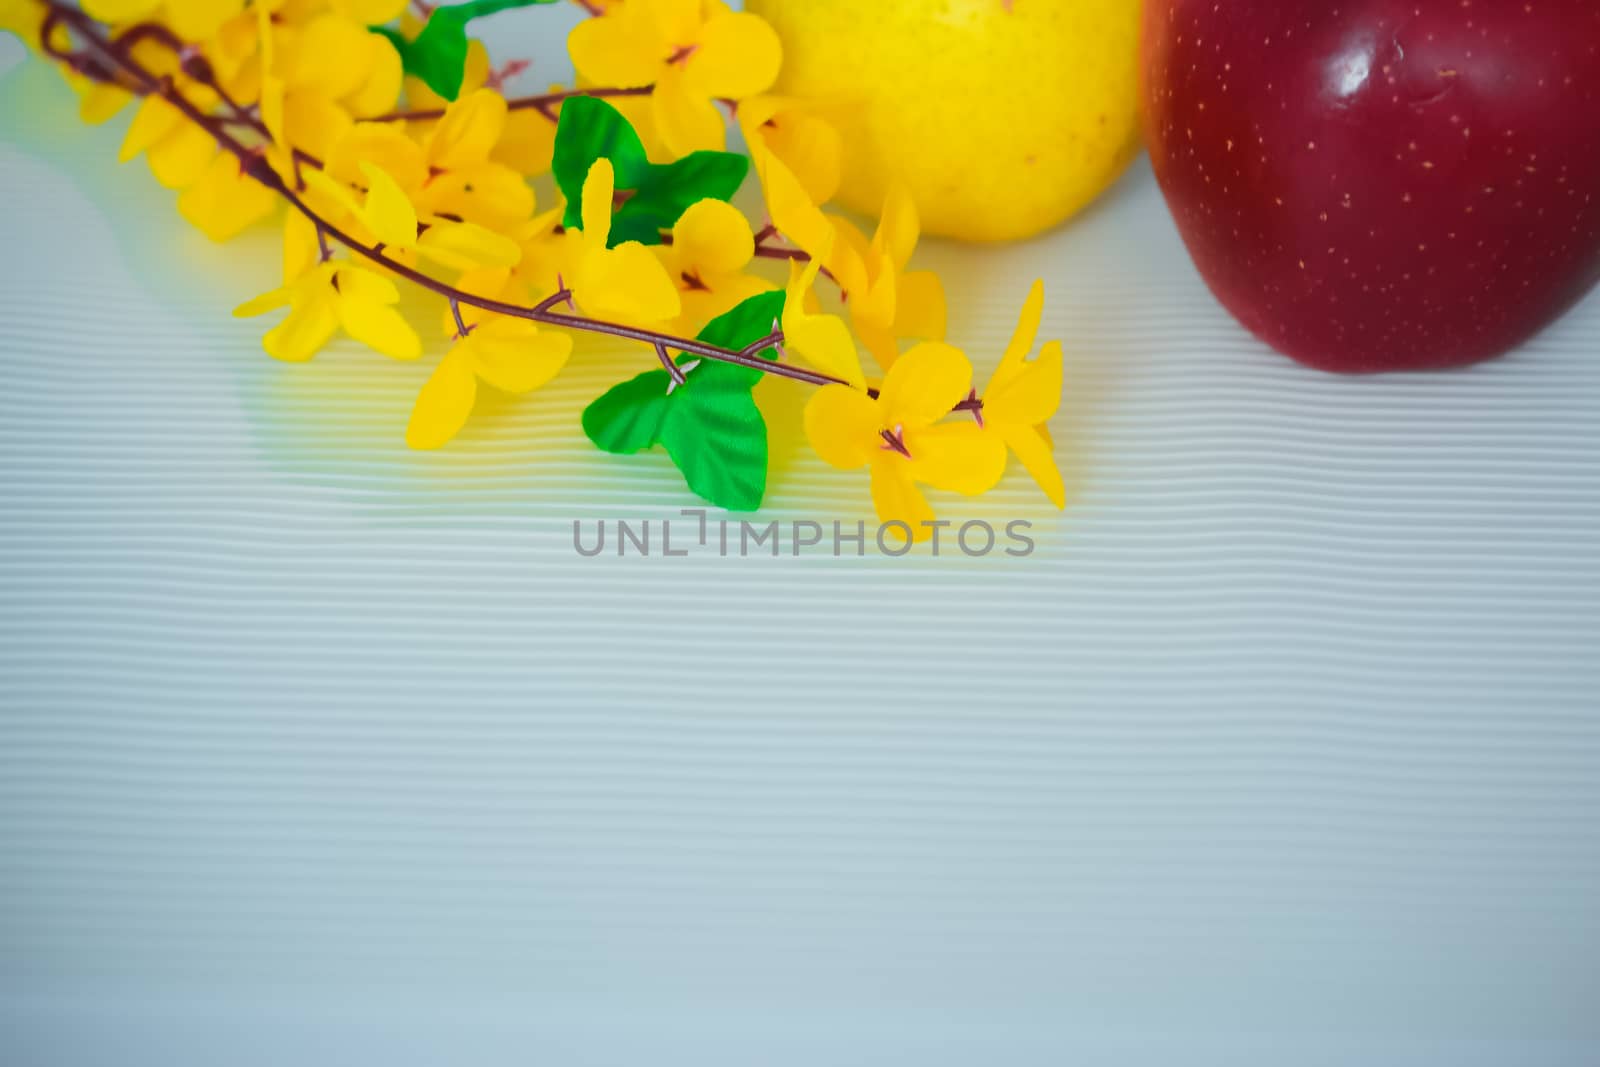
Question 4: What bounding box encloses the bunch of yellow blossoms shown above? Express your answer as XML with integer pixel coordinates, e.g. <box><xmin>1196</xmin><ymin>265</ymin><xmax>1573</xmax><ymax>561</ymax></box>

<box><xmin>7</xmin><ymin>0</ymin><xmax>1065</xmax><ymax>537</ymax></box>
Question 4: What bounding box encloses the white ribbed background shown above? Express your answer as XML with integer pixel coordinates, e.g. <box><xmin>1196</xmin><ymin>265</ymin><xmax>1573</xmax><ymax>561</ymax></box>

<box><xmin>1</xmin><ymin>9</ymin><xmax>1598</xmax><ymax>1065</ymax></box>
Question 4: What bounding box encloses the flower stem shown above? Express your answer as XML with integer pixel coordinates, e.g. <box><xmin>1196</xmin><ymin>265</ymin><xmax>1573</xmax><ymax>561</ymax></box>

<box><xmin>36</xmin><ymin>2</ymin><xmax>859</xmax><ymax>392</ymax></box>
<box><xmin>34</xmin><ymin>2</ymin><xmax>984</xmax><ymax>417</ymax></box>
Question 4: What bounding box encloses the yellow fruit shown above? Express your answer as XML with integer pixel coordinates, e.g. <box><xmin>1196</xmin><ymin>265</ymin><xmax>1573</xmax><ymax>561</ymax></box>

<box><xmin>746</xmin><ymin>0</ymin><xmax>1143</xmax><ymax>243</ymax></box>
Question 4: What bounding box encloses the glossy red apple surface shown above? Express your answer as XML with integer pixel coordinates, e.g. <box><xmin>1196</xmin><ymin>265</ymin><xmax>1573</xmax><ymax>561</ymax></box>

<box><xmin>1143</xmin><ymin>1</ymin><xmax>1600</xmax><ymax>373</ymax></box>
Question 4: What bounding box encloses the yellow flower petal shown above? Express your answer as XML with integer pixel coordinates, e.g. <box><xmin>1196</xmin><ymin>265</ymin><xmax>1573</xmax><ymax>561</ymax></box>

<box><xmin>579</xmin><ymin>157</ymin><xmax>614</xmax><ymax>248</ymax></box>
<box><xmin>164</xmin><ymin>0</ymin><xmax>243</xmax><ymax>41</ymax></box>
<box><xmin>79</xmin><ymin>83</ymin><xmax>133</xmax><ymax>126</ymax></box>
<box><xmin>281</xmin><ymin>89</ymin><xmax>353</xmax><ymax>159</ymax></box>
<box><xmin>233</xmin><ymin>285</ymin><xmax>294</xmax><ymax>319</ymax></box>
<box><xmin>646</xmin><ymin>0</ymin><xmax>700</xmax><ymax>43</ymax></box>
<box><xmin>578</xmin><ymin>241</ymin><xmax>682</xmax><ymax>324</ymax></box>
<box><xmin>466</xmin><ymin>320</ymin><xmax>573</xmax><ymax>395</ymax></box>
<box><xmin>416</xmin><ymin>221</ymin><xmax>522</xmax><ymax>272</ymax></box>
<box><xmin>492</xmin><ymin>107</ymin><xmax>555</xmax><ymax>176</ymax></box>
<box><xmin>259</xmin><ymin>75</ymin><xmax>286</xmax><ymax>150</ymax></box>
<box><xmin>996</xmin><ymin>423</ymin><xmax>1065</xmax><ymax>509</ymax></box>
<box><xmin>566</xmin><ymin>12</ymin><xmax>660</xmax><ymax>88</ymax></box>
<box><xmin>334</xmin><ymin>264</ymin><xmax>400</xmax><ymax>306</ymax></box>
<box><xmin>803</xmin><ymin>384</ymin><xmax>880</xmax><ymax>471</ymax></box>
<box><xmin>282</xmin><ymin>210</ymin><xmax>320</xmax><ymax>284</ymax></box>
<box><xmin>344</xmin><ymin>32</ymin><xmax>403</xmax><ymax>119</ymax></box>
<box><xmin>338</xmin><ymin>293</ymin><xmax>421</xmax><ymax>360</ymax></box>
<box><xmin>1</xmin><ymin>0</ymin><xmax>47</xmax><ymax>40</ymax></box>
<box><xmin>868</xmin><ymin>454</ymin><xmax>936</xmax><ymax>535</ymax></box>
<box><xmin>119</xmin><ymin>96</ymin><xmax>181</xmax><ymax>163</ymax></box>
<box><xmin>906</xmin><ymin>422</ymin><xmax>1007</xmax><ymax>496</ymax></box>
<box><xmin>851</xmin><ymin>254</ymin><xmax>896</xmax><ymax>332</ymax></box>
<box><xmin>755</xmin><ymin>148</ymin><xmax>834</xmax><ymax>263</ymax></box>
<box><xmin>287</xmin><ymin>14</ymin><xmax>372</xmax><ymax>99</ymax></box>
<box><xmin>358</xmin><ymin>161</ymin><xmax>418</xmax><ymax>249</ymax></box>
<box><xmin>420</xmin><ymin>163</ymin><xmax>535</xmax><ymax>232</ymax></box>
<box><xmin>672</xmin><ymin>198</ymin><xmax>753</xmax><ymax>277</ymax></box>
<box><xmin>407</xmin><ymin>349</ymin><xmax>477</xmax><ymax>450</ymax></box>
<box><xmin>300</xmin><ymin>165</ymin><xmax>363</xmax><ymax>220</ymax></box>
<box><xmin>989</xmin><ymin>279</ymin><xmax>1045</xmax><ymax>391</ymax></box>
<box><xmin>892</xmin><ymin>270</ymin><xmax>947</xmax><ymax>343</ymax></box>
<box><xmin>332</xmin><ymin>0</ymin><xmax>407</xmax><ymax>24</ymax></box>
<box><xmin>854</xmin><ymin>320</ymin><xmax>899</xmax><ymax>372</ymax></box>
<box><xmin>985</xmin><ymin>339</ymin><xmax>1063</xmax><ymax>427</ymax></box>
<box><xmin>877</xmin><ymin>342</ymin><xmax>972</xmax><ymax>430</ymax></box>
<box><xmin>426</xmin><ymin>88</ymin><xmax>506</xmax><ymax>171</ymax></box>
<box><xmin>178</xmin><ymin>153</ymin><xmax>277</xmax><ymax>241</ymax></box>
<box><xmin>263</xmin><ymin>295</ymin><xmax>339</xmax><ymax>362</ymax></box>
<box><xmin>82</xmin><ymin>0</ymin><xmax>161</xmax><ymax>24</ymax></box>
<box><xmin>687</xmin><ymin>12</ymin><xmax>781</xmax><ymax>99</ymax></box>
<box><xmin>651</xmin><ymin>69</ymin><xmax>725</xmax><ymax>156</ymax></box>
<box><xmin>740</xmin><ymin>97</ymin><xmax>841</xmax><ymax>206</ymax></box>
<box><xmin>145</xmin><ymin>122</ymin><xmax>216</xmax><ymax>189</ymax></box>
<box><xmin>782</xmin><ymin>259</ymin><xmax>865</xmax><ymax>390</ymax></box>
<box><xmin>873</xmin><ymin>183</ymin><xmax>919</xmax><ymax>272</ymax></box>
<box><xmin>825</xmin><ymin>216</ymin><xmax>872</xmax><ymax>297</ymax></box>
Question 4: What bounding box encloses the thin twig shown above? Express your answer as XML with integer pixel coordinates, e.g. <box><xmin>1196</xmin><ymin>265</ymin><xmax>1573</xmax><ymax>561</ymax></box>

<box><xmin>35</xmin><ymin>2</ymin><xmax>980</xmax><ymax>412</ymax></box>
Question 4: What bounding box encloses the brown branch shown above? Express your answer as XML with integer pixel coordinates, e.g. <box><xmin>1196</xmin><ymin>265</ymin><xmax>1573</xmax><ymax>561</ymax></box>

<box><xmin>33</xmin><ymin>1</ymin><xmax>985</xmax><ymax>421</ymax></box>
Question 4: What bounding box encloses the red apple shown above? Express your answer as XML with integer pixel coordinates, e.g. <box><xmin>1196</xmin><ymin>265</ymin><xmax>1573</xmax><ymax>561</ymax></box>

<box><xmin>1143</xmin><ymin>1</ymin><xmax>1600</xmax><ymax>373</ymax></box>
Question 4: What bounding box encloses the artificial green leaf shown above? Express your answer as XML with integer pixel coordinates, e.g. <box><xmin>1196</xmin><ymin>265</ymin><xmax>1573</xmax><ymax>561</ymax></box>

<box><xmin>553</xmin><ymin>99</ymin><xmax>748</xmax><ymax>247</ymax></box>
<box><xmin>659</xmin><ymin>378</ymin><xmax>769</xmax><ymax>511</ymax></box>
<box><xmin>553</xmin><ymin>97</ymin><xmax>652</xmax><ymax>229</ymax></box>
<box><xmin>690</xmin><ymin>289</ymin><xmax>785</xmax><ymax>387</ymax></box>
<box><xmin>580</xmin><ymin>292</ymin><xmax>788</xmax><ymax>510</ymax></box>
<box><xmin>581</xmin><ymin>370</ymin><xmax>671</xmax><ymax>454</ymax></box>
<box><xmin>613</xmin><ymin>151</ymin><xmax>749</xmax><ymax>245</ymax></box>
<box><xmin>380</xmin><ymin>0</ymin><xmax>558</xmax><ymax>102</ymax></box>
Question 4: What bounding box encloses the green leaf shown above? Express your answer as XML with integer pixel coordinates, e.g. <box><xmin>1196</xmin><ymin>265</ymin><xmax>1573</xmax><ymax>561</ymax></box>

<box><xmin>691</xmin><ymin>289</ymin><xmax>786</xmax><ymax>387</ymax></box>
<box><xmin>552</xmin><ymin>99</ymin><xmax>749</xmax><ymax>247</ymax></box>
<box><xmin>580</xmin><ymin>291</ymin><xmax>788</xmax><ymax>511</ymax></box>
<box><xmin>580</xmin><ymin>370</ymin><xmax>671</xmax><ymax>454</ymax></box>
<box><xmin>658</xmin><ymin>378</ymin><xmax>770</xmax><ymax>511</ymax></box>
<box><xmin>552</xmin><ymin>96</ymin><xmax>653</xmax><ymax>229</ymax></box>
<box><xmin>612</xmin><ymin>150</ymin><xmax>750</xmax><ymax>246</ymax></box>
<box><xmin>380</xmin><ymin>0</ymin><xmax>558</xmax><ymax>103</ymax></box>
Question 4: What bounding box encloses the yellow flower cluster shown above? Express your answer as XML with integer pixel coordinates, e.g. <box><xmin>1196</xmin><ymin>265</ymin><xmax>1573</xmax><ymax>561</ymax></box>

<box><xmin>12</xmin><ymin>0</ymin><xmax>1068</xmax><ymax>535</ymax></box>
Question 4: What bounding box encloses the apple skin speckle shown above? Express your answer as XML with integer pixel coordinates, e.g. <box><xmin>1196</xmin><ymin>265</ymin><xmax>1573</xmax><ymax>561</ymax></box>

<box><xmin>1143</xmin><ymin>0</ymin><xmax>1600</xmax><ymax>373</ymax></box>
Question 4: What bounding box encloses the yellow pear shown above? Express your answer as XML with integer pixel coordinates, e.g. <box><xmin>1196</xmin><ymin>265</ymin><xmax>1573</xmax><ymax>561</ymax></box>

<box><xmin>746</xmin><ymin>0</ymin><xmax>1143</xmax><ymax>242</ymax></box>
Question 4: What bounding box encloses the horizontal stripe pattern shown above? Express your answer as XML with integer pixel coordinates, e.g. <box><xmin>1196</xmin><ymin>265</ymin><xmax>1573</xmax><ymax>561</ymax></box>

<box><xmin>2</xmin><ymin>17</ymin><xmax>1600</xmax><ymax>1064</ymax></box>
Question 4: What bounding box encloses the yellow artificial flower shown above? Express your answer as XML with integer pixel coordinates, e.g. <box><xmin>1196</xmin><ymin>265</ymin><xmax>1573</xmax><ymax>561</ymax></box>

<box><xmin>403</xmin><ymin>41</ymin><xmax>556</xmax><ymax>178</ymax></box>
<box><xmin>301</xmin><ymin>161</ymin><xmax>522</xmax><ymax>273</ymax></box>
<box><xmin>804</xmin><ymin>343</ymin><xmax>1006</xmax><ymax>539</ymax></box>
<box><xmin>738</xmin><ymin>95</ymin><xmax>843</xmax><ymax>206</ymax></box>
<box><xmin>980</xmin><ymin>280</ymin><xmax>1066</xmax><ymax>508</ymax></box>
<box><xmin>780</xmin><ymin>255</ymin><xmax>864</xmax><ymax>390</ymax></box>
<box><xmin>57</xmin><ymin>29</ymin><xmax>177</xmax><ymax>124</ymax></box>
<box><xmin>568</xmin><ymin>158</ymin><xmax>680</xmax><ymax>325</ymax></box>
<box><xmin>0</xmin><ymin>0</ymin><xmax>48</xmax><ymax>43</ymax></box>
<box><xmin>756</xmin><ymin>151</ymin><xmax>946</xmax><ymax>369</ymax></box>
<box><xmin>824</xmin><ymin>189</ymin><xmax>947</xmax><ymax>369</ymax></box>
<box><xmin>178</xmin><ymin>151</ymin><xmax>278</xmax><ymax>241</ymax></box>
<box><xmin>261</xmin><ymin>11</ymin><xmax>403</xmax><ymax>160</ymax></box>
<box><xmin>655</xmin><ymin>199</ymin><xmax>771</xmax><ymax>334</ymax></box>
<box><xmin>234</xmin><ymin>260</ymin><xmax>421</xmax><ymax>363</ymax></box>
<box><xmin>82</xmin><ymin>0</ymin><xmax>243</xmax><ymax>42</ymax></box>
<box><xmin>449</xmin><ymin>207</ymin><xmax>572</xmax><ymax>332</ymax></box>
<box><xmin>567</xmin><ymin>0</ymin><xmax>781</xmax><ymax>155</ymax></box>
<box><xmin>415</xmin><ymin>89</ymin><xmax>537</xmax><ymax>230</ymax></box>
<box><xmin>118</xmin><ymin>85</ymin><xmax>220</xmax><ymax>190</ymax></box>
<box><xmin>407</xmin><ymin>316</ymin><xmax>573</xmax><ymax>449</ymax></box>
<box><xmin>332</xmin><ymin>0</ymin><xmax>407</xmax><ymax>23</ymax></box>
